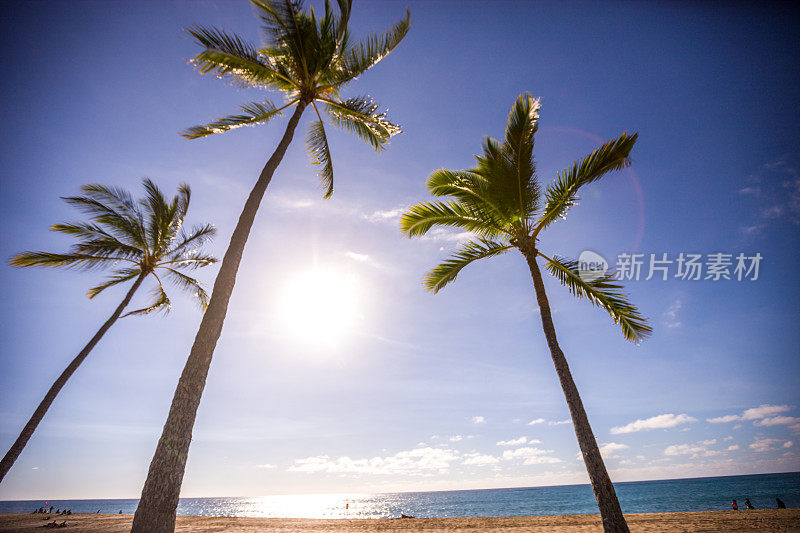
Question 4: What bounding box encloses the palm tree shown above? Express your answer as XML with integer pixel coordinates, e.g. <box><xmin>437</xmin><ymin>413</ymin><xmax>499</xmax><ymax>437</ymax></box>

<box><xmin>0</xmin><ymin>179</ymin><xmax>216</xmax><ymax>484</ymax></box>
<box><xmin>132</xmin><ymin>1</ymin><xmax>409</xmax><ymax>529</ymax></box>
<box><xmin>400</xmin><ymin>94</ymin><xmax>650</xmax><ymax>533</ymax></box>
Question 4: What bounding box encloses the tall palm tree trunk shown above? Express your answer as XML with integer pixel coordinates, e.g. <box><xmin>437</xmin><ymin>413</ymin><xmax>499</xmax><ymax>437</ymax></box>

<box><xmin>0</xmin><ymin>272</ymin><xmax>147</xmax><ymax>483</ymax></box>
<box><xmin>524</xmin><ymin>249</ymin><xmax>630</xmax><ymax>533</ymax></box>
<box><xmin>131</xmin><ymin>100</ymin><xmax>310</xmax><ymax>533</ymax></box>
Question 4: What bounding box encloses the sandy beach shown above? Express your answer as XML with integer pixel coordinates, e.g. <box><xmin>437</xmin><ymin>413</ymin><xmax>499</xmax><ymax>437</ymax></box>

<box><xmin>1</xmin><ymin>509</ymin><xmax>798</xmax><ymax>532</ymax></box>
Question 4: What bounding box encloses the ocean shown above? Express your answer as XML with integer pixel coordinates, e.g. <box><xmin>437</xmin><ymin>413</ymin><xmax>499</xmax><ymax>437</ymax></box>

<box><xmin>1</xmin><ymin>472</ymin><xmax>797</xmax><ymax>519</ymax></box>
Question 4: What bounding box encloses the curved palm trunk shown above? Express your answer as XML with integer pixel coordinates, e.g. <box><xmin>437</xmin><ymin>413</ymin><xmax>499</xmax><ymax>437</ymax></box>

<box><xmin>523</xmin><ymin>250</ymin><xmax>629</xmax><ymax>533</ymax></box>
<box><xmin>0</xmin><ymin>272</ymin><xmax>147</xmax><ymax>483</ymax></box>
<box><xmin>131</xmin><ymin>100</ymin><xmax>309</xmax><ymax>533</ymax></box>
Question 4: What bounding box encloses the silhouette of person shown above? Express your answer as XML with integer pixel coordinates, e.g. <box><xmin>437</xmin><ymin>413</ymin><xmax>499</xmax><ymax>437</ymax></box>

<box><xmin>744</xmin><ymin>498</ymin><xmax>754</xmax><ymax>509</ymax></box>
<box><xmin>731</xmin><ymin>499</ymin><xmax>738</xmax><ymax>510</ymax></box>
<box><xmin>777</xmin><ymin>498</ymin><xmax>786</xmax><ymax>509</ymax></box>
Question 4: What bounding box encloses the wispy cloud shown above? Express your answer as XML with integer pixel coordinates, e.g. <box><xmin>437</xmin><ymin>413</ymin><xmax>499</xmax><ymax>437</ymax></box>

<box><xmin>256</xmin><ymin>463</ymin><xmax>277</xmax><ymax>469</ymax></box>
<box><xmin>496</xmin><ymin>437</ymin><xmax>540</xmax><ymax>447</ymax></box>
<box><xmin>739</xmin><ymin>156</ymin><xmax>800</xmax><ymax>233</ymax></box>
<box><xmin>462</xmin><ymin>453</ymin><xmax>500</xmax><ymax>466</ymax></box>
<box><xmin>288</xmin><ymin>446</ymin><xmax>460</xmax><ymax>476</ymax></box>
<box><xmin>707</xmin><ymin>404</ymin><xmax>792</xmax><ymax>424</ymax></box>
<box><xmin>754</xmin><ymin>415</ymin><xmax>800</xmax><ymax>427</ymax></box>
<box><xmin>362</xmin><ymin>206</ymin><xmax>407</xmax><ymax>224</ymax></box>
<box><xmin>749</xmin><ymin>437</ymin><xmax>784</xmax><ymax>453</ymax></box>
<box><xmin>599</xmin><ymin>442</ymin><xmax>629</xmax><ymax>458</ymax></box>
<box><xmin>610</xmin><ymin>413</ymin><xmax>696</xmax><ymax>434</ymax></box>
<box><xmin>664</xmin><ymin>300</ymin><xmax>682</xmax><ymax>328</ymax></box>
<box><xmin>502</xmin><ymin>447</ymin><xmax>562</xmax><ymax>465</ymax></box>
<box><xmin>527</xmin><ymin>418</ymin><xmax>545</xmax><ymax>426</ymax></box>
<box><xmin>549</xmin><ymin>419</ymin><xmax>571</xmax><ymax>426</ymax></box>
<box><xmin>664</xmin><ymin>441</ymin><xmax>722</xmax><ymax>459</ymax></box>
<box><xmin>472</xmin><ymin>416</ymin><xmax>486</xmax><ymax>425</ymax></box>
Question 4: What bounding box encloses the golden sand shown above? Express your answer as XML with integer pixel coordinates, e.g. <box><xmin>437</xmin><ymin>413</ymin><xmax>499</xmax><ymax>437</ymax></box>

<box><xmin>1</xmin><ymin>509</ymin><xmax>798</xmax><ymax>532</ymax></box>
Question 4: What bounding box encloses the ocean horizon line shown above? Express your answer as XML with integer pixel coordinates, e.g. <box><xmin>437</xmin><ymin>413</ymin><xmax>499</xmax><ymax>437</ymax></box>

<box><xmin>2</xmin><ymin>470</ymin><xmax>797</xmax><ymax>506</ymax></box>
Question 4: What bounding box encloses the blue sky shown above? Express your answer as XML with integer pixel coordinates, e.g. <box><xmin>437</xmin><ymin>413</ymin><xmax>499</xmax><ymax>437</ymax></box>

<box><xmin>1</xmin><ymin>1</ymin><xmax>798</xmax><ymax>500</ymax></box>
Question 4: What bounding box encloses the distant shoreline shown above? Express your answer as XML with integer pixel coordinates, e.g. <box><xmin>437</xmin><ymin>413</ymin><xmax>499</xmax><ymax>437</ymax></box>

<box><xmin>1</xmin><ymin>509</ymin><xmax>799</xmax><ymax>532</ymax></box>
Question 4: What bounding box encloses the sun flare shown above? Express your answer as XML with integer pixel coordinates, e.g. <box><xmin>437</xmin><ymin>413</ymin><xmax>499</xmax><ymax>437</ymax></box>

<box><xmin>278</xmin><ymin>268</ymin><xmax>361</xmax><ymax>348</ymax></box>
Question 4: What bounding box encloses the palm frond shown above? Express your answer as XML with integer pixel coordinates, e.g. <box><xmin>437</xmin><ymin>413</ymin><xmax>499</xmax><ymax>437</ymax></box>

<box><xmin>535</xmin><ymin>132</ymin><xmax>637</xmax><ymax>234</ymax></box>
<box><xmin>425</xmin><ymin>239</ymin><xmax>512</xmax><ymax>294</ymax></box>
<box><xmin>52</xmin><ymin>223</ymin><xmax>143</xmax><ymax>260</ymax></box>
<box><xmin>425</xmin><ymin>169</ymin><xmax>511</xmax><ymax>230</ymax></box>
<box><xmin>123</xmin><ymin>283</ymin><xmax>171</xmax><ymax>317</ymax></box>
<box><xmin>306</xmin><ymin>113</ymin><xmax>335</xmax><ymax>198</ymax></box>
<box><xmin>163</xmin><ymin>268</ymin><xmax>210</xmax><ymax>309</ymax></box>
<box><xmin>9</xmin><ymin>251</ymin><xmax>130</xmax><ymax>271</ymax></box>
<box><xmin>322</xmin><ymin>95</ymin><xmax>401</xmax><ymax>151</ymax></box>
<box><xmin>165</xmin><ymin>224</ymin><xmax>217</xmax><ymax>256</ymax></box>
<box><xmin>186</xmin><ymin>25</ymin><xmax>296</xmax><ymax>90</ymax></box>
<box><xmin>328</xmin><ymin>8</ymin><xmax>410</xmax><ymax>87</ymax></box>
<box><xmin>400</xmin><ymin>200</ymin><xmax>504</xmax><ymax>239</ymax></box>
<box><xmin>181</xmin><ymin>99</ymin><xmax>291</xmax><ymax>139</ymax></box>
<box><xmin>161</xmin><ymin>253</ymin><xmax>217</xmax><ymax>270</ymax></box>
<box><xmin>251</xmin><ymin>0</ymin><xmax>310</xmax><ymax>79</ymax></box>
<box><xmin>503</xmin><ymin>93</ymin><xmax>541</xmax><ymax>223</ymax></box>
<box><xmin>543</xmin><ymin>254</ymin><xmax>651</xmax><ymax>343</ymax></box>
<box><xmin>87</xmin><ymin>268</ymin><xmax>142</xmax><ymax>299</ymax></box>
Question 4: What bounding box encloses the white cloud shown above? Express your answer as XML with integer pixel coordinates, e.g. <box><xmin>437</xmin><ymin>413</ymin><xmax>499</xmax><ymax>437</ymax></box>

<box><xmin>599</xmin><ymin>442</ymin><xmax>629</xmax><ymax>458</ymax></box>
<box><xmin>527</xmin><ymin>418</ymin><xmax>545</xmax><ymax>426</ymax></box>
<box><xmin>749</xmin><ymin>437</ymin><xmax>782</xmax><ymax>453</ymax></box>
<box><xmin>664</xmin><ymin>443</ymin><xmax>720</xmax><ymax>458</ymax></box>
<box><xmin>549</xmin><ymin>419</ymin><xmax>571</xmax><ymax>426</ymax></box>
<box><xmin>449</xmin><ymin>435</ymin><xmax>463</xmax><ymax>442</ymax></box>
<box><xmin>727</xmin><ymin>445</ymin><xmax>740</xmax><ymax>451</ymax></box>
<box><xmin>496</xmin><ymin>437</ymin><xmax>538</xmax><ymax>447</ymax></box>
<box><xmin>502</xmin><ymin>447</ymin><xmax>562</xmax><ymax>465</ymax></box>
<box><xmin>742</xmin><ymin>405</ymin><xmax>791</xmax><ymax>420</ymax></box>
<box><xmin>288</xmin><ymin>446</ymin><xmax>460</xmax><ymax>476</ymax></box>
<box><xmin>472</xmin><ymin>416</ymin><xmax>486</xmax><ymax>424</ymax></box>
<box><xmin>783</xmin><ymin>441</ymin><xmax>794</xmax><ymax>448</ymax></box>
<box><xmin>272</xmin><ymin>195</ymin><xmax>316</xmax><ymax>210</ymax></box>
<box><xmin>700</xmin><ymin>439</ymin><xmax>717</xmax><ymax>446</ymax></box>
<box><xmin>610</xmin><ymin>413</ymin><xmax>696</xmax><ymax>434</ymax></box>
<box><xmin>754</xmin><ymin>416</ymin><xmax>800</xmax><ymax>427</ymax></box>
<box><xmin>664</xmin><ymin>300</ymin><xmax>682</xmax><ymax>328</ymax></box>
<box><xmin>422</xmin><ymin>228</ymin><xmax>474</xmax><ymax>243</ymax></box>
<box><xmin>362</xmin><ymin>206</ymin><xmax>407</xmax><ymax>223</ymax></box>
<box><xmin>707</xmin><ymin>414</ymin><xmax>742</xmax><ymax>423</ymax></box>
<box><xmin>463</xmin><ymin>453</ymin><xmax>500</xmax><ymax>466</ymax></box>
<box><xmin>708</xmin><ymin>405</ymin><xmax>793</xmax><ymax>425</ymax></box>
<box><xmin>345</xmin><ymin>251</ymin><xmax>370</xmax><ymax>262</ymax></box>
<box><xmin>256</xmin><ymin>463</ymin><xmax>277</xmax><ymax>469</ymax></box>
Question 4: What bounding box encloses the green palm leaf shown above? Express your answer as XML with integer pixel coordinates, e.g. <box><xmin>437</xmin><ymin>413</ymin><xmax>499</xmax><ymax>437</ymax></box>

<box><xmin>306</xmin><ymin>116</ymin><xmax>335</xmax><ymax>198</ymax></box>
<box><xmin>400</xmin><ymin>200</ymin><xmax>504</xmax><ymax>239</ymax></box>
<box><xmin>87</xmin><ymin>268</ymin><xmax>142</xmax><ymax>299</ymax></box>
<box><xmin>186</xmin><ymin>25</ymin><xmax>296</xmax><ymax>90</ymax></box>
<box><xmin>322</xmin><ymin>95</ymin><xmax>401</xmax><ymax>151</ymax></box>
<box><xmin>535</xmin><ymin>132</ymin><xmax>637</xmax><ymax>235</ymax></box>
<box><xmin>163</xmin><ymin>268</ymin><xmax>210</xmax><ymax>309</ymax></box>
<box><xmin>327</xmin><ymin>8</ymin><xmax>410</xmax><ymax>87</ymax></box>
<box><xmin>543</xmin><ymin>254</ymin><xmax>651</xmax><ymax>343</ymax></box>
<box><xmin>181</xmin><ymin>99</ymin><xmax>291</xmax><ymax>139</ymax></box>
<box><xmin>123</xmin><ymin>283</ymin><xmax>171</xmax><ymax>317</ymax></box>
<box><xmin>425</xmin><ymin>239</ymin><xmax>512</xmax><ymax>294</ymax></box>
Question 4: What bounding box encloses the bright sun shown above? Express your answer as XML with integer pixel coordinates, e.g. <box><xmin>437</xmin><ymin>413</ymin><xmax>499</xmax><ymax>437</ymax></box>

<box><xmin>278</xmin><ymin>268</ymin><xmax>361</xmax><ymax>348</ymax></box>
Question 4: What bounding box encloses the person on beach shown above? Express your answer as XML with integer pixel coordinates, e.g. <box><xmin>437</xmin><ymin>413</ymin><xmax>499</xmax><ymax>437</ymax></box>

<box><xmin>744</xmin><ymin>499</ymin><xmax>754</xmax><ymax>509</ymax></box>
<box><xmin>731</xmin><ymin>499</ymin><xmax>738</xmax><ymax>510</ymax></box>
<box><xmin>776</xmin><ymin>498</ymin><xmax>786</xmax><ymax>509</ymax></box>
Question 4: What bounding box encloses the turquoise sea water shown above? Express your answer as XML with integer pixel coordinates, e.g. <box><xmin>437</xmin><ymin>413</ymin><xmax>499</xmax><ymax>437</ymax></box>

<box><xmin>1</xmin><ymin>472</ymin><xmax>797</xmax><ymax>518</ymax></box>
